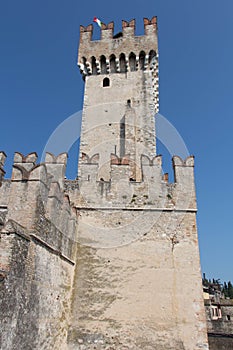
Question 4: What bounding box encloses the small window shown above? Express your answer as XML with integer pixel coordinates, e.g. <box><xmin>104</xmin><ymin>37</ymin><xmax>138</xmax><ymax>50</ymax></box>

<box><xmin>226</xmin><ymin>315</ymin><xmax>231</xmax><ymax>321</ymax></box>
<box><xmin>211</xmin><ymin>305</ymin><xmax>222</xmax><ymax>320</ymax></box>
<box><xmin>103</xmin><ymin>77</ymin><xmax>110</xmax><ymax>87</ymax></box>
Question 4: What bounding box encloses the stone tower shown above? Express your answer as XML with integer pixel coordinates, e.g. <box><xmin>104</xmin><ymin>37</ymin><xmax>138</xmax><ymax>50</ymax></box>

<box><xmin>77</xmin><ymin>17</ymin><xmax>158</xmax><ymax>182</ymax></box>
<box><xmin>66</xmin><ymin>17</ymin><xmax>209</xmax><ymax>349</ymax></box>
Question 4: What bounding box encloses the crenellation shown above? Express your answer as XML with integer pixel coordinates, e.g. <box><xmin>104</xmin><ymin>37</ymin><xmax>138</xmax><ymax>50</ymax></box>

<box><xmin>0</xmin><ymin>152</ymin><xmax>196</xmax><ymax>213</ymax></box>
<box><xmin>110</xmin><ymin>153</ymin><xmax>130</xmax><ymax>165</ymax></box>
<box><xmin>122</xmin><ymin>19</ymin><xmax>135</xmax><ymax>37</ymax></box>
<box><xmin>75</xmin><ymin>153</ymin><xmax>197</xmax><ymax>211</ymax></box>
<box><xmin>144</xmin><ymin>16</ymin><xmax>157</xmax><ymax>35</ymax></box>
<box><xmin>14</xmin><ymin>151</ymin><xmax>38</xmax><ymax>164</ymax></box>
<box><xmin>45</xmin><ymin>152</ymin><xmax>68</xmax><ymax>190</ymax></box>
<box><xmin>78</xmin><ymin>18</ymin><xmax>158</xmax><ymax>79</ymax></box>
<box><xmin>101</xmin><ymin>22</ymin><xmax>114</xmax><ymax>40</ymax></box>
<box><xmin>0</xmin><ymin>152</ymin><xmax>78</xmax><ymax>262</ymax></box>
<box><xmin>79</xmin><ymin>24</ymin><xmax>93</xmax><ymax>43</ymax></box>
<box><xmin>172</xmin><ymin>155</ymin><xmax>196</xmax><ymax>209</ymax></box>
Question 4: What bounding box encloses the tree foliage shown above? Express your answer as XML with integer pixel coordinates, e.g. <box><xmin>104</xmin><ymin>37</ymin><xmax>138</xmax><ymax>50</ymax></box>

<box><xmin>202</xmin><ymin>273</ymin><xmax>233</xmax><ymax>299</ymax></box>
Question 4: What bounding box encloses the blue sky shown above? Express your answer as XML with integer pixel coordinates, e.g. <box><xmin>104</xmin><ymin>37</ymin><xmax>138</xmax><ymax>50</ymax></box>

<box><xmin>1</xmin><ymin>0</ymin><xmax>233</xmax><ymax>283</ymax></box>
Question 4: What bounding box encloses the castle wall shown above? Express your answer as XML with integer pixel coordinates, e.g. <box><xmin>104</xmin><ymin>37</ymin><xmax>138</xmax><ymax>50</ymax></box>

<box><xmin>67</xmin><ymin>210</ymin><xmax>207</xmax><ymax>350</ymax></box>
<box><xmin>0</xmin><ymin>153</ymin><xmax>78</xmax><ymax>350</ymax></box>
<box><xmin>0</xmin><ymin>231</ymin><xmax>75</xmax><ymax>350</ymax></box>
<box><xmin>65</xmin><ymin>154</ymin><xmax>209</xmax><ymax>350</ymax></box>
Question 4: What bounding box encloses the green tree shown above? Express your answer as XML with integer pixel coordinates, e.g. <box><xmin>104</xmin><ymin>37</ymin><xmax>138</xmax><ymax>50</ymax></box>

<box><xmin>227</xmin><ymin>281</ymin><xmax>233</xmax><ymax>299</ymax></box>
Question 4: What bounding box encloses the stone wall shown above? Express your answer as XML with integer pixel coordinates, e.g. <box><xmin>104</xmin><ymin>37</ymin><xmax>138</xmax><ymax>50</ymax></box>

<box><xmin>0</xmin><ymin>152</ymin><xmax>77</xmax><ymax>350</ymax></box>
<box><xmin>65</xmin><ymin>155</ymin><xmax>209</xmax><ymax>350</ymax></box>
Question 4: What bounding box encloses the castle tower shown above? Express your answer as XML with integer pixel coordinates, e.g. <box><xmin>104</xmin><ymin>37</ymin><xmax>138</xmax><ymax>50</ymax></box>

<box><xmin>77</xmin><ymin>17</ymin><xmax>159</xmax><ymax>182</ymax></box>
<box><xmin>66</xmin><ymin>18</ymin><xmax>209</xmax><ymax>350</ymax></box>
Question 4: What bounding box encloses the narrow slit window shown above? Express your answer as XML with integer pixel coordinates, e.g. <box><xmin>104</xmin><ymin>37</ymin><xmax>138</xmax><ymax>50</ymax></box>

<box><xmin>120</xmin><ymin>116</ymin><xmax>125</xmax><ymax>157</ymax></box>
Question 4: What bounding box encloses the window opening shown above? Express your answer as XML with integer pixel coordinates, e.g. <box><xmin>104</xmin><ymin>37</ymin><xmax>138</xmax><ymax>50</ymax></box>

<box><xmin>119</xmin><ymin>53</ymin><xmax>126</xmax><ymax>73</ymax></box>
<box><xmin>120</xmin><ymin>116</ymin><xmax>125</xmax><ymax>157</ymax></box>
<box><xmin>110</xmin><ymin>55</ymin><xmax>117</xmax><ymax>73</ymax></box>
<box><xmin>100</xmin><ymin>55</ymin><xmax>107</xmax><ymax>74</ymax></box>
<box><xmin>139</xmin><ymin>51</ymin><xmax>146</xmax><ymax>70</ymax></box>
<box><xmin>129</xmin><ymin>52</ymin><xmax>136</xmax><ymax>72</ymax></box>
<box><xmin>91</xmin><ymin>57</ymin><xmax>97</xmax><ymax>75</ymax></box>
<box><xmin>103</xmin><ymin>77</ymin><xmax>110</xmax><ymax>87</ymax></box>
<box><xmin>148</xmin><ymin>50</ymin><xmax>156</xmax><ymax>68</ymax></box>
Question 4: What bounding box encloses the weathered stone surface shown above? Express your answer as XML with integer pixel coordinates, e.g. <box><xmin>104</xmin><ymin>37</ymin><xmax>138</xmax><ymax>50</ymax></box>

<box><xmin>0</xmin><ymin>153</ymin><xmax>77</xmax><ymax>350</ymax></box>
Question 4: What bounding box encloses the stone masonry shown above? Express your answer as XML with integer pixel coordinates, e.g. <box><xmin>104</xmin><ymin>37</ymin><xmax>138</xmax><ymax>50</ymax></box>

<box><xmin>0</xmin><ymin>17</ymin><xmax>209</xmax><ymax>349</ymax></box>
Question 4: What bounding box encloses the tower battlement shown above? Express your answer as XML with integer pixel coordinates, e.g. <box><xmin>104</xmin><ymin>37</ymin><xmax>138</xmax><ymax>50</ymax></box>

<box><xmin>78</xmin><ymin>18</ymin><xmax>159</xmax><ymax>183</ymax></box>
<box><xmin>78</xmin><ymin>17</ymin><xmax>158</xmax><ymax>79</ymax></box>
<box><xmin>79</xmin><ymin>17</ymin><xmax>157</xmax><ymax>41</ymax></box>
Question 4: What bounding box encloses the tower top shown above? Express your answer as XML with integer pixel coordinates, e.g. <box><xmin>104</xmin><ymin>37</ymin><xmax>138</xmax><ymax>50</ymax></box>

<box><xmin>78</xmin><ymin>17</ymin><xmax>158</xmax><ymax>78</ymax></box>
<box><xmin>79</xmin><ymin>17</ymin><xmax>157</xmax><ymax>40</ymax></box>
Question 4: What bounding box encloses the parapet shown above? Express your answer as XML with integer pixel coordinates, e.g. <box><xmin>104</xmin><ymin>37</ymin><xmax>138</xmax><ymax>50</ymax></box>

<box><xmin>0</xmin><ymin>151</ymin><xmax>78</xmax><ymax>263</ymax></box>
<box><xmin>75</xmin><ymin>152</ymin><xmax>197</xmax><ymax>210</ymax></box>
<box><xmin>79</xmin><ymin>17</ymin><xmax>157</xmax><ymax>42</ymax></box>
<box><xmin>45</xmin><ymin>152</ymin><xmax>68</xmax><ymax>190</ymax></box>
<box><xmin>78</xmin><ymin>17</ymin><xmax>158</xmax><ymax>78</ymax></box>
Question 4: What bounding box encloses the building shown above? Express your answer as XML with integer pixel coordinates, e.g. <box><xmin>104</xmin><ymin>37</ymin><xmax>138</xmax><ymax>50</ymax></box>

<box><xmin>203</xmin><ymin>281</ymin><xmax>233</xmax><ymax>349</ymax></box>
<box><xmin>0</xmin><ymin>17</ymin><xmax>209</xmax><ymax>349</ymax></box>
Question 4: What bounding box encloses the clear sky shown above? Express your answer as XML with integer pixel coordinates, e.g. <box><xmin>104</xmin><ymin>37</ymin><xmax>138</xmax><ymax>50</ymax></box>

<box><xmin>1</xmin><ymin>0</ymin><xmax>233</xmax><ymax>283</ymax></box>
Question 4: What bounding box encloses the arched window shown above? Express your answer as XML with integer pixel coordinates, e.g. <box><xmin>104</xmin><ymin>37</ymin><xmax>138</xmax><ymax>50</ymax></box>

<box><xmin>139</xmin><ymin>51</ymin><xmax>146</xmax><ymax>70</ymax></box>
<box><xmin>103</xmin><ymin>77</ymin><xmax>110</xmax><ymax>87</ymax></box>
<box><xmin>100</xmin><ymin>55</ymin><xmax>107</xmax><ymax>74</ymax></box>
<box><xmin>129</xmin><ymin>52</ymin><xmax>136</xmax><ymax>72</ymax></box>
<box><xmin>91</xmin><ymin>56</ymin><xmax>97</xmax><ymax>75</ymax></box>
<box><xmin>81</xmin><ymin>57</ymin><xmax>88</xmax><ymax>74</ymax></box>
<box><xmin>119</xmin><ymin>53</ymin><xmax>126</xmax><ymax>73</ymax></box>
<box><xmin>148</xmin><ymin>50</ymin><xmax>156</xmax><ymax>68</ymax></box>
<box><xmin>110</xmin><ymin>54</ymin><xmax>117</xmax><ymax>73</ymax></box>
